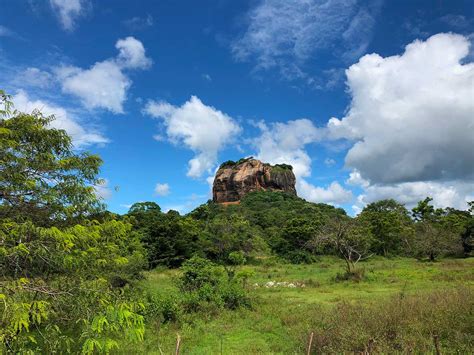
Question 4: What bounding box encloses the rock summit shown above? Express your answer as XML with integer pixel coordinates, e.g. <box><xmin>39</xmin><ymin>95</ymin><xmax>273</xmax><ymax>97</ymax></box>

<box><xmin>212</xmin><ymin>158</ymin><xmax>297</xmax><ymax>203</ymax></box>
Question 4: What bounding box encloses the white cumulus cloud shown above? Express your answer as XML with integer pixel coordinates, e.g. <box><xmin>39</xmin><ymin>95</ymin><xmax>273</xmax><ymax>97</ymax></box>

<box><xmin>55</xmin><ymin>37</ymin><xmax>151</xmax><ymax>113</ymax></box>
<box><xmin>352</xmin><ymin>180</ymin><xmax>474</xmax><ymax>213</ymax></box>
<box><xmin>56</xmin><ymin>61</ymin><xmax>130</xmax><ymax>113</ymax></box>
<box><xmin>299</xmin><ymin>180</ymin><xmax>353</xmax><ymax>205</ymax></box>
<box><xmin>12</xmin><ymin>90</ymin><xmax>108</xmax><ymax>148</ymax></box>
<box><xmin>329</xmin><ymin>33</ymin><xmax>474</xmax><ymax>211</ymax></box>
<box><xmin>251</xmin><ymin>119</ymin><xmax>351</xmax><ymax>205</ymax></box>
<box><xmin>15</xmin><ymin>68</ymin><xmax>54</xmax><ymax>89</ymax></box>
<box><xmin>253</xmin><ymin>119</ymin><xmax>321</xmax><ymax>179</ymax></box>
<box><xmin>328</xmin><ymin>33</ymin><xmax>474</xmax><ymax>184</ymax></box>
<box><xmin>116</xmin><ymin>36</ymin><xmax>152</xmax><ymax>69</ymax></box>
<box><xmin>144</xmin><ymin>96</ymin><xmax>241</xmax><ymax>178</ymax></box>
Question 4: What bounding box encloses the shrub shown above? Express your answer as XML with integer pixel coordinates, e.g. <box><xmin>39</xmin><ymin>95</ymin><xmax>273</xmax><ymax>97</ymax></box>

<box><xmin>284</xmin><ymin>250</ymin><xmax>318</xmax><ymax>264</ymax></box>
<box><xmin>144</xmin><ymin>293</ymin><xmax>182</xmax><ymax>323</ymax></box>
<box><xmin>178</xmin><ymin>257</ymin><xmax>251</xmax><ymax>313</ymax></box>
<box><xmin>334</xmin><ymin>268</ymin><xmax>366</xmax><ymax>282</ymax></box>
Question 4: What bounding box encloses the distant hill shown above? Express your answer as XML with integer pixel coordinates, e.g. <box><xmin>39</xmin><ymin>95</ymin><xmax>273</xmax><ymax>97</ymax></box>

<box><xmin>189</xmin><ymin>190</ymin><xmax>347</xmax><ymax>262</ymax></box>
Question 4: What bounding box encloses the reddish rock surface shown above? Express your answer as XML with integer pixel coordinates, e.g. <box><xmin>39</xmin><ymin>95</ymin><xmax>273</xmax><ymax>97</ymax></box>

<box><xmin>212</xmin><ymin>158</ymin><xmax>297</xmax><ymax>203</ymax></box>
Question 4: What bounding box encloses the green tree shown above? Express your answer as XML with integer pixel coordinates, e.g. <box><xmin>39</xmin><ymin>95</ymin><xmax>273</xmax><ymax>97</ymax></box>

<box><xmin>359</xmin><ymin>199</ymin><xmax>414</xmax><ymax>256</ymax></box>
<box><xmin>201</xmin><ymin>214</ymin><xmax>266</xmax><ymax>277</ymax></box>
<box><xmin>461</xmin><ymin>201</ymin><xmax>474</xmax><ymax>256</ymax></box>
<box><xmin>0</xmin><ymin>91</ymin><xmax>146</xmax><ymax>353</ymax></box>
<box><xmin>0</xmin><ymin>92</ymin><xmax>103</xmax><ymax>226</ymax></box>
<box><xmin>0</xmin><ymin>220</ymin><xmax>146</xmax><ymax>353</ymax></box>
<box><xmin>412</xmin><ymin>221</ymin><xmax>461</xmax><ymax>261</ymax></box>
<box><xmin>411</xmin><ymin>198</ymin><xmax>463</xmax><ymax>261</ymax></box>
<box><xmin>311</xmin><ymin>216</ymin><xmax>373</xmax><ymax>275</ymax></box>
<box><xmin>128</xmin><ymin>205</ymin><xmax>202</xmax><ymax>268</ymax></box>
<box><xmin>411</xmin><ymin>197</ymin><xmax>443</xmax><ymax>222</ymax></box>
<box><xmin>277</xmin><ymin>217</ymin><xmax>322</xmax><ymax>263</ymax></box>
<box><xmin>443</xmin><ymin>205</ymin><xmax>473</xmax><ymax>257</ymax></box>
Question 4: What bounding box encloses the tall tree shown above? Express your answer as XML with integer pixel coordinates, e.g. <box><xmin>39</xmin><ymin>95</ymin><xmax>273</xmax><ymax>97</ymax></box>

<box><xmin>311</xmin><ymin>216</ymin><xmax>373</xmax><ymax>275</ymax></box>
<box><xmin>0</xmin><ymin>91</ymin><xmax>103</xmax><ymax>226</ymax></box>
<box><xmin>359</xmin><ymin>199</ymin><xmax>414</xmax><ymax>256</ymax></box>
<box><xmin>411</xmin><ymin>198</ymin><xmax>463</xmax><ymax>261</ymax></box>
<box><xmin>0</xmin><ymin>91</ymin><xmax>146</xmax><ymax>353</ymax></box>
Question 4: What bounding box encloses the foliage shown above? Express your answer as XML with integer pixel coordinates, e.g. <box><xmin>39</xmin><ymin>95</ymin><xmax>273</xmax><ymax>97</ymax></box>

<box><xmin>359</xmin><ymin>199</ymin><xmax>414</xmax><ymax>256</ymax></box>
<box><xmin>311</xmin><ymin>216</ymin><xmax>374</xmax><ymax>275</ymax></box>
<box><xmin>0</xmin><ymin>91</ymin><xmax>147</xmax><ymax>353</ymax></box>
<box><xmin>218</xmin><ymin>157</ymin><xmax>254</xmax><ymax>169</ymax></box>
<box><xmin>178</xmin><ymin>256</ymin><xmax>251</xmax><ymax>312</ymax></box>
<box><xmin>218</xmin><ymin>160</ymin><xmax>236</xmax><ymax>169</ymax></box>
<box><xmin>0</xmin><ymin>94</ymin><xmax>103</xmax><ymax>227</ymax></box>
<box><xmin>0</xmin><ymin>219</ymin><xmax>146</xmax><ymax>353</ymax></box>
<box><xmin>200</xmin><ymin>214</ymin><xmax>265</xmax><ymax>271</ymax></box>
<box><xmin>276</xmin><ymin>217</ymin><xmax>322</xmax><ymax>263</ymax></box>
<box><xmin>411</xmin><ymin>197</ymin><xmax>443</xmax><ymax>222</ymax></box>
<box><xmin>411</xmin><ymin>198</ymin><xmax>465</xmax><ymax>260</ymax></box>
<box><xmin>190</xmin><ymin>191</ymin><xmax>346</xmax><ymax>262</ymax></box>
<box><xmin>444</xmin><ymin>202</ymin><xmax>474</xmax><ymax>257</ymax></box>
<box><xmin>412</xmin><ymin>221</ymin><xmax>462</xmax><ymax>261</ymax></box>
<box><xmin>271</xmin><ymin>163</ymin><xmax>293</xmax><ymax>172</ymax></box>
<box><xmin>127</xmin><ymin>204</ymin><xmax>202</xmax><ymax>268</ymax></box>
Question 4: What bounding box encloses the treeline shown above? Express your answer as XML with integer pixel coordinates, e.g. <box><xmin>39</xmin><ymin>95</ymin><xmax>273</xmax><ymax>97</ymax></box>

<box><xmin>123</xmin><ymin>192</ymin><xmax>473</xmax><ymax>272</ymax></box>
<box><xmin>0</xmin><ymin>90</ymin><xmax>472</xmax><ymax>353</ymax></box>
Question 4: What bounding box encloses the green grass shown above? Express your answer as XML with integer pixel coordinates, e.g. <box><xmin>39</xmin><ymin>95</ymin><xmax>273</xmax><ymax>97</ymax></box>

<box><xmin>124</xmin><ymin>257</ymin><xmax>474</xmax><ymax>354</ymax></box>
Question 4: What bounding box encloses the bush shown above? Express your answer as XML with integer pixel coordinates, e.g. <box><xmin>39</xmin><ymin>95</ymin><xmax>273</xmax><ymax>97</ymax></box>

<box><xmin>178</xmin><ymin>257</ymin><xmax>251</xmax><ymax>313</ymax></box>
<box><xmin>144</xmin><ymin>293</ymin><xmax>182</xmax><ymax>323</ymax></box>
<box><xmin>334</xmin><ymin>268</ymin><xmax>366</xmax><ymax>282</ymax></box>
<box><xmin>284</xmin><ymin>251</ymin><xmax>318</xmax><ymax>264</ymax></box>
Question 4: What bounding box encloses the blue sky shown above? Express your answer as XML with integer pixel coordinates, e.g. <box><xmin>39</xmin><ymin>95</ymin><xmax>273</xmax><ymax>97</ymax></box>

<box><xmin>1</xmin><ymin>0</ymin><xmax>473</xmax><ymax>215</ymax></box>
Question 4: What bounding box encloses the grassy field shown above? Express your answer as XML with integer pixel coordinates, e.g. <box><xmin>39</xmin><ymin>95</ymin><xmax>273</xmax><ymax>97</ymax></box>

<box><xmin>124</xmin><ymin>257</ymin><xmax>474</xmax><ymax>354</ymax></box>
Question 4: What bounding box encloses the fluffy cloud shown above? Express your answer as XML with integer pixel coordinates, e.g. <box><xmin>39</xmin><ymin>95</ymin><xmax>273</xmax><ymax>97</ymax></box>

<box><xmin>56</xmin><ymin>61</ymin><xmax>130</xmax><ymax>113</ymax></box>
<box><xmin>232</xmin><ymin>0</ymin><xmax>381</xmax><ymax>79</ymax></box>
<box><xmin>329</xmin><ymin>33</ymin><xmax>474</xmax><ymax>211</ymax></box>
<box><xmin>12</xmin><ymin>90</ymin><xmax>108</xmax><ymax>148</ymax></box>
<box><xmin>49</xmin><ymin>0</ymin><xmax>88</xmax><ymax>31</ymax></box>
<box><xmin>253</xmin><ymin>119</ymin><xmax>320</xmax><ymax>179</ymax></box>
<box><xmin>56</xmin><ymin>37</ymin><xmax>151</xmax><ymax>113</ymax></box>
<box><xmin>352</xmin><ymin>180</ymin><xmax>473</xmax><ymax>212</ymax></box>
<box><xmin>299</xmin><ymin>180</ymin><xmax>353</xmax><ymax>205</ymax></box>
<box><xmin>252</xmin><ymin>119</ymin><xmax>352</xmax><ymax>205</ymax></box>
<box><xmin>144</xmin><ymin>96</ymin><xmax>241</xmax><ymax>178</ymax></box>
<box><xmin>328</xmin><ymin>33</ymin><xmax>474</xmax><ymax>184</ymax></box>
<box><xmin>154</xmin><ymin>183</ymin><xmax>170</xmax><ymax>196</ymax></box>
<box><xmin>116</xmin><ymin>37</ymin><xmax>152</xmax><ymax>69</ymax></box>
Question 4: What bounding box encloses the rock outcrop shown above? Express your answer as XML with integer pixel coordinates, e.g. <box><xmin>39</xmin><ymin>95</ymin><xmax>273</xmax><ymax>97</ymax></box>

<box><xmin>212</xmin><ymin>158</ymin><xmax>297</xmax><ymax>203</ymax></box>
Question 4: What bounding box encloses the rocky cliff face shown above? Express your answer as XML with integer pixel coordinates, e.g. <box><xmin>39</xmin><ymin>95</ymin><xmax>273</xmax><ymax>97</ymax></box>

<box><xmin>212</xmin><ymin>158</ymin><xmax>297</xmax><ymax>203</ymax></box>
